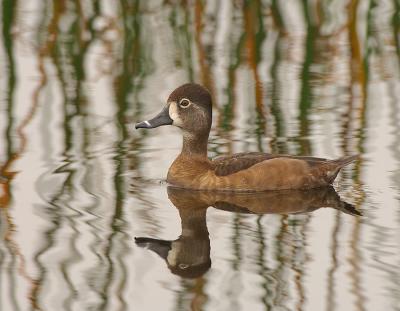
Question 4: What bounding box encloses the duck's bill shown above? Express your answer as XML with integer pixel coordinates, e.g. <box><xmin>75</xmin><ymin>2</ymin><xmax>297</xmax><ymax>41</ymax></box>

<box><xmin>135</xmin><ymin>106</ymin><xmax>173</xmax><ymax>129</ymax></box>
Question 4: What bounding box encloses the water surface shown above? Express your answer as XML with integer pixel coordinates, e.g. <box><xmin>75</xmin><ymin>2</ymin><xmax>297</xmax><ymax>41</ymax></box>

<box><xmin>0</xmin><ymin>1</ymin><xmax>400</xmax><ymax>310</ymax></box>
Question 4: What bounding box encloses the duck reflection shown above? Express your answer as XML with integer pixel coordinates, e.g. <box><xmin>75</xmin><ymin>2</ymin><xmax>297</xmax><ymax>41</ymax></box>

<box><xmin>135</xmin><ymin>186</ymin><xmax>360</xmax><ymax>279</ymax></box>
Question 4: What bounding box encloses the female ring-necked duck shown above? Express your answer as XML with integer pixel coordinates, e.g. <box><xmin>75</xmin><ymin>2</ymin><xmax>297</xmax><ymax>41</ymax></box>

<box><xmin>135</xmin><ymin>83</ymin><xmax>358</xmax><ymax>192</ymax></box>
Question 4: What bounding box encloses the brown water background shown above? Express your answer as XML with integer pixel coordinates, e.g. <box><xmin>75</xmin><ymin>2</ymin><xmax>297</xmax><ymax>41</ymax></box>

<box><xmin>0</xmin><ymin>1</ymin><xmax>399</xmax><ymax>310</ymax></box>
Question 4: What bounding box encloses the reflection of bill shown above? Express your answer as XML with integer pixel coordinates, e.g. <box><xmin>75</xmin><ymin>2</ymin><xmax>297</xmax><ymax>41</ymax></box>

<box><xmin>135</xmin><ymin>186</ymin><xmax>361</xmax><ymax>279</ymax></box>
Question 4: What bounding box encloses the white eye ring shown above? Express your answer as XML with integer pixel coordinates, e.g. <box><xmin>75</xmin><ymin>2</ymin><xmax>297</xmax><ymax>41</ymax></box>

<box><xmin>179</xmin><ymin>98</ymin><xmax>191</xmax><ymax>108</ymax></box>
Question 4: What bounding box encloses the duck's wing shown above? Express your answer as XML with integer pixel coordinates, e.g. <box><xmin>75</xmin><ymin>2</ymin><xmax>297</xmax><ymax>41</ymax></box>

<box><xmin>212</xmin><ymin>152</ymin><xmax>329</xmax><ymax>176</ymax></box>
<box><xmin>212</xmin><ymin>152</ymin><xmax>275</xmax><ymax>176</ymax></box>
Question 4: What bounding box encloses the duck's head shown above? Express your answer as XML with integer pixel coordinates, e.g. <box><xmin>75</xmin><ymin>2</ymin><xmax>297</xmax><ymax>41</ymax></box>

<box><xmin>135</xmin><ymin>83</ymin><xmax>212</xmax><ymax>136</ymax></box>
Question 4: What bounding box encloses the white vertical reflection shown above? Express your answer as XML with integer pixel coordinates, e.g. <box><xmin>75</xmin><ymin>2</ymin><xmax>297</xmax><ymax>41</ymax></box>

<box><xmin>0</xmin><ymin>0</ymin><xmax>399</xmax><ymax>311</ymax></box>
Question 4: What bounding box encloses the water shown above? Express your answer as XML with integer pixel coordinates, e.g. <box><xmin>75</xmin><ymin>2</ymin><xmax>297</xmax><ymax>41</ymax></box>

<box><xmin>0</xmin><ymin>1</ymin><xmax>399</xmax><ymax>310</ymax></box>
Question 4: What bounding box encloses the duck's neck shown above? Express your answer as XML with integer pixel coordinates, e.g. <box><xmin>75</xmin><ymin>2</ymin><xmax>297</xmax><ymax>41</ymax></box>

<box><xmin>181</xmin><ymin>131</ymin><xmax>209</xmax><ymax>158</ymax></box>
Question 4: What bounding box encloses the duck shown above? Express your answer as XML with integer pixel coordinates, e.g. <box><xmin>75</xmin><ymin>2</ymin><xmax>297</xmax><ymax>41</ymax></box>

<box><xmin>135</xmin><ymin>83</ymin><xmax>358</xmax><ymax>192</ymax></box>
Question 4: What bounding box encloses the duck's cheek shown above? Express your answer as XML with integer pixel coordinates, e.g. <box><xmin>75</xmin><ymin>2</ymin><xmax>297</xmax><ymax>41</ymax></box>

<box><xmin>169</xmin><ymin>103</ymin><xmax>184</xmax><ymax>127</ymax></box>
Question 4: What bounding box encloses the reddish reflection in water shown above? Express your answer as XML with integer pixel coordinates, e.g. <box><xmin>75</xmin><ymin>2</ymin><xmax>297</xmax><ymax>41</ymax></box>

<box><xmin>0</xmin><ymin>1</ymin><xmax>399</xmax><ymax>310</ymax></box>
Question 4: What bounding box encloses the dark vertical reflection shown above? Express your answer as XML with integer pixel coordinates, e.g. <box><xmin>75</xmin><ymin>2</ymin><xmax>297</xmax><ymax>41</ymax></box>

<box><xmin>348</xmin><ymin>0</ymin><xmax>366</xmax><ymax>100</ymax></box>
<box><xmin>2</xmin><ymin>0</ymin><xmax>16</xmax><ymax>159</ymax></box>
<box><xmin>298</xmin><ymin>0</ymin><xmax>317</xmax><ymax>155</ymax></box>
<box><xmin>272</xmin><ymin>216</ymin><xmax>290</xmax><ymax>309</ymax></box>
<box><xmin>326</xmin><ymin>212</ymin><xmax>342</xmax><ymax>311</ymax></box>
<box><xmin>325</xmin><ymin>0</ymin><xmax>366</xmax><ymax>308</ymax></box>
<box><xmin>0</xmin><ymin>1</ymin><xmax>33</xmax><ymax>311</ymax></box>
<box><xmin>98</xmin><ymin>1</ymin><xmax>144</xmax><ymax>310</ymax></box>
<box><xmin>168</xmin><ymin>3</ymin><xmax>194</xmax><ymax>82</ymax></box>
<box><xmin>393</xmin><ymin>0</ymin><xmax>400</xmax><ymax>68</ymax></box>
<box><xmin>0</xmin><ymin>16</ymin><xmax>18</xmax><ymax>310</ymax></box>
<box><xmin>214</xmin><ymin>1</ymin><xmax>242</xmax><ymax>142</ymax></box>
<box><xmin>229</xmin><ymin>213</ymin><xmax>243</xmax><ymax>311</ymax></box>
<box><xmin>217</xmin><ymin>4</ymin><xmax>242</xmax><ymax>143</ymax></box>
<box><xmin>280</xmin><ymin>4</ymin><xmax>320</xmax><ymax>309</ymax></box>
<box><xmin>269</xmin><ymin>32</ymin><xmax>287</xmax><ymax>154</ymax></box>
<box><xmin>1</xmin><ymin>1</ymin><xmax>399</xmax><ymax>310</ymax></box>
<box><xmin>269</xmin><ymin>1</ymin><xmax>288</xmax><ymax>155</ymax></box>
<box><xmin>60</xmin><ymin>0</ymin><xmax>102</xmax><ymax>305</ymax></box>
<box><xmin>291</xmin><ymin>219</ymin><xmax>308</xmax><ymax>311</ymax></box>
<box><xmin>1</xmin><ymin>0</ymin><xmax>17</xmax><ymax>209</ymax></box>
<box><xmin>30</xmin><ymin>4</ymin><xmax>72</xmax><ymax>309</ymax></box>
<box><xmin>243</xmin><ymin>0</ymin><xmax>266</xmax><ymax>141</ymax></box>
<box><xmin>53</xmin><ymin>0</ymin><xmax>91</xmax><ymax>307</ymax></box>
<box><xmin>271</xmin><ymin>0</ymin><xmax>284</xmax><ymax>32</ymax></box>
<box><xmin>30</xmin><ymin>1</ymin><xmax>102</xmax><ymax>310</ymax></box>
<box><xmin>347</xmin><ymin>1</ymin><xmax>370</xmax><ymax>310</ymax></box>
<box><xmin>29</xmin><ymin>1</ymin><xmax>64</xmax><ymax>308</ymax></box>
<box><xmin>255</xmin><ymin>216</ymin><xmax>273</xmax><ymax>310</ymax></box>
<box><xmin>194</xmin><ymin>0</ymin><xmax>215</xmax><ymax>98</ymax></box>
<box><xmin>251</xmin><ymin>7</ymin><xmax>290</xmax><ymax>301</ymax></box>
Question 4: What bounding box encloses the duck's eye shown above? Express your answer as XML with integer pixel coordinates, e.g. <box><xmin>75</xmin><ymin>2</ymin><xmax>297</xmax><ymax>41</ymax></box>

<box><xmin>179</xmin><ymin>98</ymin><xmax>191</xmax><ymax>108</ymax></box>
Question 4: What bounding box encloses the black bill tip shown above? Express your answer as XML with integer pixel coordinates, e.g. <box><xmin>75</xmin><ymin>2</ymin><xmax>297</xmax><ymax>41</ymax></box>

<box><xmin>135</xmin><ymin>120</ymin><xmax>152</xmax><ymax>129</ymax></box>
<box><xmin>135</xmin><ymin>106</ymin><xmax>173</xmax><ymax>129</ymax></box>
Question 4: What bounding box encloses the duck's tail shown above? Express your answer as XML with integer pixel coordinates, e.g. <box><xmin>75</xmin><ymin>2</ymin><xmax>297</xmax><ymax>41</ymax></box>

<box><xmin>331</xmin><ymin>155</ymin><xmax>359</xmax><ymax>167</ymax></box>
<box><xmin>324</xmin><ymin>155</ymin><xmax>359</xmax><ymax>184</ymax></box>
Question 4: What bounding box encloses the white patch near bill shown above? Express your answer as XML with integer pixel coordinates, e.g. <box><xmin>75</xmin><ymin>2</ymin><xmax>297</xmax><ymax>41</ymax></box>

<box><xmin>144</xmin><ymin>120</ymin><xmax>151</xmax><ymax>126</ymax></box>
<box><xmin>169</xmin><ymin>102</ymin><xmax>183</xmax><ymax>127</ymax></box>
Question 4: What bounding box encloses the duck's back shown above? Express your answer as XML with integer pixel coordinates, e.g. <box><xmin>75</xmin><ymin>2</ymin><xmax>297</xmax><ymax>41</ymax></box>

<box><xmin>214</xmin><ymin>154</ymin><xmax>357</xmax><ymax>191</ymax></box>
<box><xmin>212</xmin><ymin>152</ymin><xmax>330</xmax><ymax>176</ymax></box>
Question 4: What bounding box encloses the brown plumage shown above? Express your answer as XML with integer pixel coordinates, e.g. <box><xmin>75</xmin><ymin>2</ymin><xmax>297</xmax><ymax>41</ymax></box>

<box><xmin>135</xmin><ymin>83</ymin><xmax>358</xmax><ymax>192</ymax></box>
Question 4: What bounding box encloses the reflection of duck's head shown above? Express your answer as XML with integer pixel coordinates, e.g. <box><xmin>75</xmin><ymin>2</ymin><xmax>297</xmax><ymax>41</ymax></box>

<box><xmin>135</xmin><ymin>83</ymin><xmax>212</xmax><ymax>138</ymax></box>
<box><xmin>135</xmin><ymin>201</ymin><xmax>211</xmax><ymax>279</ymax></box>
